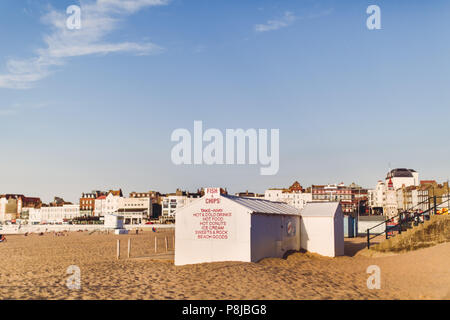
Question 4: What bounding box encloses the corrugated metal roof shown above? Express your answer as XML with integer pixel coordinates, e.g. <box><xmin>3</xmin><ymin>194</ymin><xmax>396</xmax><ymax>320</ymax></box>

<box><xmin>223</xmin><ymin>195</ymin><xmax>300</xmax><ymax>216</ymax></box>
<box><xmin>300</xmin><ymin>202</ymin><xmax>341</xmax><ymax>217</ymax></box>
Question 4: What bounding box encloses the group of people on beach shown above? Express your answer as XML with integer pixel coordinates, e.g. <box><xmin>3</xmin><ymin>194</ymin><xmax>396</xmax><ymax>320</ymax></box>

<box><xmin>22</xmin><ymin>232</ymin><xmax>45</xmax><ymax>236</ymax></box>
<box><xmin>0</xmin><ymin>227</ymin><xmax>159</xmax><ymax>242</ymax></box>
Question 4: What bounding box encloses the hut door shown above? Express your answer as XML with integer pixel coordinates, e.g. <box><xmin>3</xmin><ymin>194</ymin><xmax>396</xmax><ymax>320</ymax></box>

<box><xmin>276</xmin><ymin>216</ymin><xmax>284</xmax><ymax>255</ymax></box>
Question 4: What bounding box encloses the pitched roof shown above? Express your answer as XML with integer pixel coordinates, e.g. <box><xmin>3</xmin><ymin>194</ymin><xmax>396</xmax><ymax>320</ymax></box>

<box><xmin>108</xmin><ymin>189</ymin><xmax>123</xmax><ymax>197</ymax></box>
<box><xmin>300</xmin><ymin>202</ymin><xmax>341</xmax><ymax>217</ymax></box>
<box><xmin>223</xmin><ymin>194</ymin><xmax>300</xmax><ymax>216</ymax></box>
<box><xmin>387</xmin><ymin>168</ymin><xmax>415</xmax><ymax>179</ymax></box>
<box><xmin>420</xmin><ymin>180</ymin><xmax>436</xmax><ymax>185</ymax></box>
<box><xmin>288</xmin><ymin>181</ymin><xmax>303</xmax><ymax>192</ymax></box>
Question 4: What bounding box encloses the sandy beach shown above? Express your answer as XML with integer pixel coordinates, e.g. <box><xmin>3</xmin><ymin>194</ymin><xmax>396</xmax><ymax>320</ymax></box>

<box><xmin>0</xmin><ymin>230</ymin><xmax>448</xmax><ymax>300</ymax></box>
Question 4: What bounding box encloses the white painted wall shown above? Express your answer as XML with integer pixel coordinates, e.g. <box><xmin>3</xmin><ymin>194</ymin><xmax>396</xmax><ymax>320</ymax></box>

<box><xmin>95</xmin><ymin>195</ymin><xmax>150</xmax><ymax>219</ymax></box>
<box><xmin>94</xmin><ymin>197</ymin><xmax>107</xmax><ymax>216</ymax></box>
<box><xmin>175</xmin><ymin>193</ymin><xmax>252</xmax><ymax>266</ymax></box>
<box><xmin>175</xmin><ymin>188</ymin><xmax>302</xmax><ymax>265</ymax></box>
<box><xmin>387</xmin><ymin>177</ymin><xmax>416</xmax><ymax>191</ymax></box>
<box><xmin>104</xmin><ymin>214</ymin><xmax>124</xmax><ymax>229</ymax></box>
<box><xmin>28</xmin><ymin>208</ymin><xmax>41</xmax><ymax>224</ymax></box>
<box><xmin>39</xmin><ymin>205</ymin><xmax>80</xmax><ymax>224</ymax></box>
<box><xmin>0</xmin><ymin>197</ymin><xmax>6</xmax><ymax>222</ymax></box>
<box><xmin>162</xmin><ymin>194</ymin><xmax>199</xmax><ymax>219</ymax></box>
<box><xmin>264</xmin><ymin>189</ymin><xmax>283</xmax><ymax>201</ymax></box>
<box><xmin>412</xmin><ymin>172</ymin><xmax>419</xmax><ymax>186</ymax></box>
<box><xmin>299</xmin><ymin>203</ymin><xmax>344</xmax><ymax>257</ymax></box>
<box><xmin>357</xmin><ymin>218</ymin><xmax>386</xmax><ymax>235</ymax></box>
<box><xmin>104</xmin><ymin>193</ymin><xmax>122</xmax><ymax>215</ymax></box>
<box><xmin>119</xmin><ymin>197</ymin><xmax>150</xmax><ymax>212</ymax></box>
<box><xmin>384</xmin><ymin>188</ymin><xmax>398</xmax><ymax>219</ymax></box>
<box><xmin>300</xmin><ymin>217</ymin><xmax>335</xmax><ymax>257</ymax></box>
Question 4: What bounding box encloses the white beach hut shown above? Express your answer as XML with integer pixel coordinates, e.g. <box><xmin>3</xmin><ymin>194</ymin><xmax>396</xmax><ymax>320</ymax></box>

<box><xmin>104</xmin><ymin>214</ymin><xmax>124</xmax><ymax>229</ymax></box>
<box><xmin>299</xmin><ymin>202</ymin><xmax>344</xmax><ymax>257</ymax></box>
<box><xmin>175</xmin><ymin>188</ymin><xmax>301</xmax><ymax>266</ymax></box>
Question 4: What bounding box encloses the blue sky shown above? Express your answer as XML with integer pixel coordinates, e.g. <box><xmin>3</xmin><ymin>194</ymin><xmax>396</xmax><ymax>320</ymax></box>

<box><xmin>1</xmin><ymin>0</ymin><xmax>450</xmax><ymax>203</ymax></box>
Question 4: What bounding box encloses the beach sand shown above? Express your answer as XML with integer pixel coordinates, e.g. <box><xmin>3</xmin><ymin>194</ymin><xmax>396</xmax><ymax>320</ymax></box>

<box><xmin>0</xmin><ymin>230</ymin><xmax>448</xmax><ymax>300</ymax></box>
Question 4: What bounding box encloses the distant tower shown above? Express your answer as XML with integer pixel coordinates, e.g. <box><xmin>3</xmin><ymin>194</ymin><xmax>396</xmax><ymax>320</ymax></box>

<box><xmin>384</xmin><ymin>178</ymin><xmax>398</xmax><ymax>219</ymax></box>
<box><xmin>388</xmin><ymin>177</ymin><xmax>393</xmax><ymax>190</ymax></box>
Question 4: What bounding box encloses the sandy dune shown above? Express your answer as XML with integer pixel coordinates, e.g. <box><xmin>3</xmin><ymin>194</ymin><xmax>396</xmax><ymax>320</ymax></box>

<box><xmin>0</xmin><ymin>230</ymin><xmax>448</xmax><ymax>300</ymax></box>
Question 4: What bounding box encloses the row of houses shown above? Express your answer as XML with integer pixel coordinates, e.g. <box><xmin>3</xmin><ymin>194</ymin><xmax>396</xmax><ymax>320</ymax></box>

<box><xmin>0</xmin><ymin>188</ymin><xmax>204</xmax><ymax>225</ymax></box>
<box><xmin>236</xmin><ymin>181</ymin><xmax>369</xmax><ymax>215</ymax></box>
<box><xmin>2</xmin><ymin>169</ymin><xmax>448</xmax><ymax>224</ymax></box>
<box><xmin>0</xmin><ymin>181</ymin><xmax>372</xmax><ymax>225</ymax></box>
<box><xmin>231</xmin><ymin>171</ymin><xmax>449</xmax><ymax>220</ymax></box>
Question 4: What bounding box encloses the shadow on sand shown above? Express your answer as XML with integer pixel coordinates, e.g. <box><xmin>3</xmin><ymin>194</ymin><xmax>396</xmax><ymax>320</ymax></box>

<box><xmin>344</xmin><ymin>240</ymin><xmax>368</xmax><ymax>257</ymax></box>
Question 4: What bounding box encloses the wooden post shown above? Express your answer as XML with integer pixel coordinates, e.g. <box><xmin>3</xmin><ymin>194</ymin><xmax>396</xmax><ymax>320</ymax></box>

<box><xmin>367</xmin><ymin>229</ymin><xmax>370</xmax><ymax>249</ymax></box>
<box><xmin>128</xmin><ymin>238</ymin><xmax>131</xmax><ymax>258</ymax></box>
<box><xmin>173</xmin><ymin>236</ymin><xmax>175</xmax><ymax>250</ymax></box>
<box><xmin>165</xmin><ymin>236</ymin><xmax>168</xmax><ymax>252</ymax></box>
<box><xmin>155</xmin><ymin>236</ymin><xmax>157</xmax><ymax>253</ymax></box>
<box><xmin>117</xmin><ymin>239</ymin><xmax>120</xmax><ymax>259</ymax></box>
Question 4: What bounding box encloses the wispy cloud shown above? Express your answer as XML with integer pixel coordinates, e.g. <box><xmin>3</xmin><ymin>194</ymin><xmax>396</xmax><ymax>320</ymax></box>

<box><xmin>306</xmin><ymin>8</ymin><xmax>334</xmax><ymax>20</ymax></box>
<box><xmin>193</xmin><ymin>44</ymin><xmax>207</xmax><ymax>54</ymax></box>
<box><xmin>0</xmin><ymin>108</ymin><xmax>18</xmax><ymax>116</ymax></box>
<box><xmin>0</xmin><ymin>103</ymin><xmax>21</xmax><ymax>116</ymax></box>
<box><xmin>0</xmin><ymin>0</ymin><xmax>168</xmax><ymax>89</ymax></box>
<box><xmin>254</xmin><ymin>8</ymin><xmax>333</xmax><ymax>33</ymax></box>
<box><xmin>254</xmin><ymin>11</ymin><xmax>296</xmax><ymax>33</ymax></box>
<box><xmin>0</xmin><ymin>102</ymin><xmax>52</xmax><ymax>116</ymax></box>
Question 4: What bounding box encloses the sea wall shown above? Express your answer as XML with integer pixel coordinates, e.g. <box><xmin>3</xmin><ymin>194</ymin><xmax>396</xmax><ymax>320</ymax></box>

<box><xmin>0</xmin><ymin>224</ymin><xmax>174</xmax><ymax>235</ymax></box>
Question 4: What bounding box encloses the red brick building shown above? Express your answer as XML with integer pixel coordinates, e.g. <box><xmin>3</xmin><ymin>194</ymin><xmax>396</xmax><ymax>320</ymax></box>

<box><xmin>79</xmin><ymin>190</ymin><xmax>107</xmax><ymax>216</ymax></box>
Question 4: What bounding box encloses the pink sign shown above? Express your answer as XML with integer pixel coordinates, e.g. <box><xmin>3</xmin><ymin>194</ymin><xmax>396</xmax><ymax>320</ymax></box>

<box><xmin>192</xmin><ymin>190</ymin><xmax>231</xmax><ymax>240</ymax></box>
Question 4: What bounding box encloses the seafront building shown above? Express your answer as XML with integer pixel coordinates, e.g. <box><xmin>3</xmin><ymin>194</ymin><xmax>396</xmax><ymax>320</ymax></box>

<box><xmin>129</xmin><ymin>191</ymin><xmax>162</xmax><ymax>219</ymax></box>
<box><xmin>0</xmin><ymin>194</ymin><xmax>42</xmax><ymax>223</ymax></box>
<box><xmin>310</xmin><ymin>183</ymin><xmax>368</xmax><ymax>214</ymax></box>
<box><xmin>395</xmin><ymin>180</ymin><xmax>450</xmax><ymax>212</ymax></box>
<box><xmin>79</xmin><ymin>190</ymin><xmax>106</xmax><ymax>216</ymax></box>
<box><xmin>161</xmin><ymin>189</ymin><xmax>202</xmax><ymax>222</ymax></box>
<box><xmin>367</xmin><ymin>168</ymin><xmax>449</xmax><ymax>218</ymax></box>
<box><xmin>116</xmin><ymin>197</ymin><xmax>152</xmax><ymax>224</ymax></box>
<box><xmin>264</xmin><ymin>181</ymin><xmax>312</xmax><ymax>210</ymax></box>
<box><xmin>367</xmin><ymin>169</ymin><xmax>419</xmax><ymax>219</ymax></box>
<box><xmin>386</xmin><ymin>168</ymin><xmax>419</xmax><ymax>190</ymax></box>
<box><xmin>29</xmin><ymin>204</ymin><xmax>80</xmax><ymax>224</ymax></box>
<box><xmin>93</xmin><ymin>189</ymin><xmax>123</xmax><ymax>216</ymax></box>
<box><xmin>94</xmin><ymin>189</ymin><xmax>152</xmax><ymax>224</ymax></box>
<box><xmin>368</xmin><ymin>181</ymin><xmax>385</xmax><ymax>210</ymax></box>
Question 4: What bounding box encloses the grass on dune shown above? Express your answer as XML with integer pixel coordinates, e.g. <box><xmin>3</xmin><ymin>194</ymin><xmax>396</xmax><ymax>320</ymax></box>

<box><xmin>372</xmin><ymin>215</ymin><xmax>450</xmax><ymax>253</ymax></box>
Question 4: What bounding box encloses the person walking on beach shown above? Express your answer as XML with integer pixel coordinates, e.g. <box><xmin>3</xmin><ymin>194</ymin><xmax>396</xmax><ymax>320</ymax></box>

<box><xmin>0</xmin><ymin>234</ymin><xmax>6</xmax><ymax>243</ymax></box>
